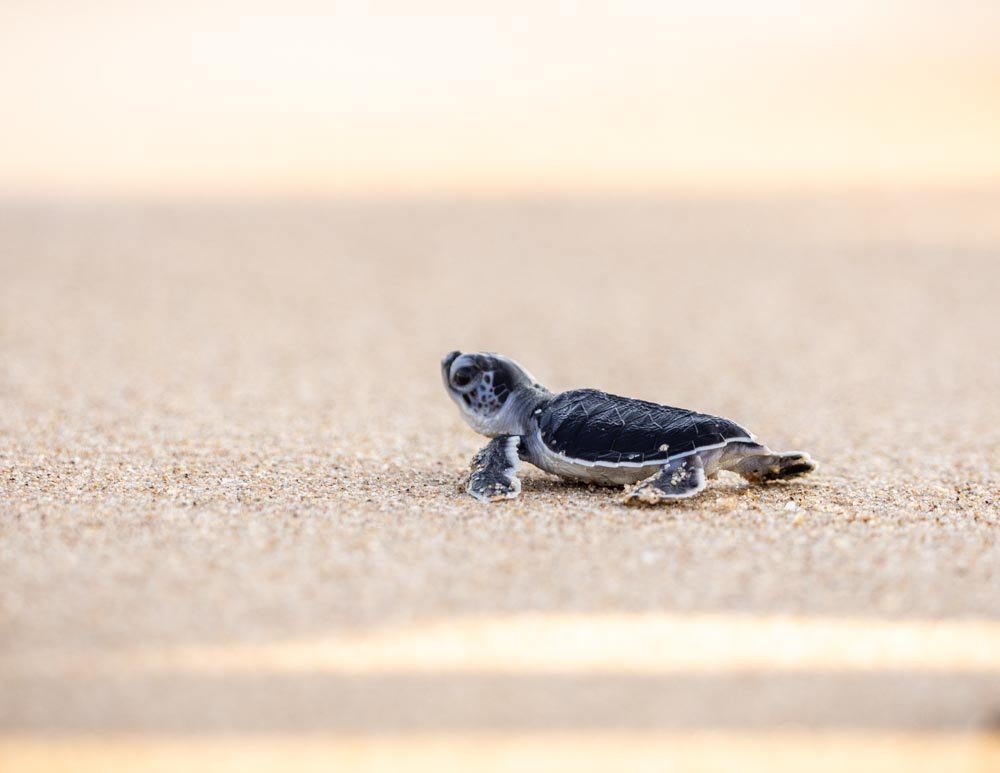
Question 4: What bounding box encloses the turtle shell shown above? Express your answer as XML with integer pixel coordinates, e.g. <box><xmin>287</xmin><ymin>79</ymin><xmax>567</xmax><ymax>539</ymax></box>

<box><xmin>536</xmin><ymin>389</ymin><xmax>753</xmax><ymax>466</ymax></box>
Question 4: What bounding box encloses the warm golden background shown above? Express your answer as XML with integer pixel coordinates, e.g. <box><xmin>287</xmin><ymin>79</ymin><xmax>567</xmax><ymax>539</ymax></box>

<box><xmin>3</xmin><ymin>0</ymin><xmax>1000</xmax><ymax>195</ymax></box>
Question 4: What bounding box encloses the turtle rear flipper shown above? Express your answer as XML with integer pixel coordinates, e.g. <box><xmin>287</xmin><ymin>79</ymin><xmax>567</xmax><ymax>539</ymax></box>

<box><xmin>466</xmin><ymin>435</ymin><xmax>523</xmax><ymax>502</ymax></box>
<box><xmin>731</xmin><ymin>451</ymin><xmax>817</xmax><ymax>483</ymax></box>
<box><xmin>624</xmin><ymin>455</ymin><xmax>708</xmax><ymax>505</ymax></box>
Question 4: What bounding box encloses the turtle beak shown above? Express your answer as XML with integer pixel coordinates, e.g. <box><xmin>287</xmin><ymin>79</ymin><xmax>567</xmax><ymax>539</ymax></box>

<box><xmin>441</xmin><ymin>350</ymin><xmax>462</xmax><ymax>392</ymax></box>
<box><xmin>441</xmin><ymin>350</ymin><xmax>461</xmax><ymax>374</ymax></box>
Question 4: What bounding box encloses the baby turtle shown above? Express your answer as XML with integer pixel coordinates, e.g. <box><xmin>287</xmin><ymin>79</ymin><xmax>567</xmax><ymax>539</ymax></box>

<box><xmin>441</xmin><ymin>350</ymin><xmax>817</xmax><ymax>504</ymax></box>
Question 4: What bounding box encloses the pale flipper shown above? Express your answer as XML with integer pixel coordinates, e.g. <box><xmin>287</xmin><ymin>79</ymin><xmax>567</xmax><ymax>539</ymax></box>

<box><xmin>623</xmin><ymin>455</ymin><xmax>707</xmax><ymax>505</ymax></box>
<box><xmin>730</xmin><ymin>450</ymin><xmax>817</xmax><ymax>483</ymax></box>
<box><xmin>466</xmin><ymin>435</ymin><xmax>522</xmax><ymax>502</ymax></box>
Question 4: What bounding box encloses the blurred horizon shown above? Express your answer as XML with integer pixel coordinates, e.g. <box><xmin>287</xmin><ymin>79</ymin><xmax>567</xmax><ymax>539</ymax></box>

<box><xmin>3</xmin><ymin>1</ymin><xmax>1000</xmax><ymax>196</ymax></box>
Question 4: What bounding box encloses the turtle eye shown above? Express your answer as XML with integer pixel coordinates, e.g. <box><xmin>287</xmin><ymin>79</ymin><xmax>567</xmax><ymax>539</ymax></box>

<box><xmin>452</xmin><ymin>366</ymin><xmax>476</xmax><ymax>387</ymax></box>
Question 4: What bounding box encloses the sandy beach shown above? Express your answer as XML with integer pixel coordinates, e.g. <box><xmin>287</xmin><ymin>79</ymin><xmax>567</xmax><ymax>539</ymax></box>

<box><xmin>2</xmin><ymin>191</ymin><xmax>999</xmax><ymax>771</ymax></box>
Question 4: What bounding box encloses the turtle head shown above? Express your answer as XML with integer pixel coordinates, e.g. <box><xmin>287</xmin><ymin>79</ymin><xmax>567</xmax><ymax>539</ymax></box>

<box><xmin>441</xmin><ymin>350</ymin><xmax>549</xmax><ymax>437</ymax></box>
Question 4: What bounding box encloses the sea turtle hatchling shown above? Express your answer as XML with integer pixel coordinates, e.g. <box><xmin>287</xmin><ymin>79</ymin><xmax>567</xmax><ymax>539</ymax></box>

<box><xmin>441</xmin><ymin>350</ymin><xmax>817</xmax><ymax>504</ymax></box>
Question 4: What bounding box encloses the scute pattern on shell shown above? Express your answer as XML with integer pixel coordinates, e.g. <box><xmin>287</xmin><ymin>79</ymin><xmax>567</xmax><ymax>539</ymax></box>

<box><xmin>536</xmin><ymin>389</ymin><xmax>753</xmax><ymax>465</ymax></box>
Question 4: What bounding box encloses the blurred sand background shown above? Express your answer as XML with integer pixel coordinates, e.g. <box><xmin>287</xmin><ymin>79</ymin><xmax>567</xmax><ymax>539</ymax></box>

<box><xmin>3</xmin><ymin>2</ymin><xmax>1000</xmax><ymax>772</ymax></box>
<box><xmin>3</xmin><ymin>191</ymin><xmax>999</xmax><ymax>771</ymax></box>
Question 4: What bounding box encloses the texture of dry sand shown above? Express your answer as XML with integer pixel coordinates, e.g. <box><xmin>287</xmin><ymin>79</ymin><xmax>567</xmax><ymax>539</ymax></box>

<box><xmin>1</xmin><ymin>192</ymin><xmax>999</xmax><ymax>770</ymax></box>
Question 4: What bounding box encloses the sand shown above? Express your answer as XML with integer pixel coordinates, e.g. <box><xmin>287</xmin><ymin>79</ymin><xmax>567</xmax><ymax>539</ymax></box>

<box><xmin>1</xmin><ymin>191</ymin><xmax>999</xmax><ymax>770</ymax></box>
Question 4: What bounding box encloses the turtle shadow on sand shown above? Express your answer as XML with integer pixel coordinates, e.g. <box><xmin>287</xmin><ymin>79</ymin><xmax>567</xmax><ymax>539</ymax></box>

<box><xmin>515</xmin><ymin>469</ymin><xmax>817</xmax><ymax>510</ymax></box>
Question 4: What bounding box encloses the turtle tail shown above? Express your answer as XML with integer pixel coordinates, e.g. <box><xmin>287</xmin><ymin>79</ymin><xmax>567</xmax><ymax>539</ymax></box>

<box><xmin>732</xmin><ymin>451</ymin><xmax>817</xmax><ymax>483</ymax></box>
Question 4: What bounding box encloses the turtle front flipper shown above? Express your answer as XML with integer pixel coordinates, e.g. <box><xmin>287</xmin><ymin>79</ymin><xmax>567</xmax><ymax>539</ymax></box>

<box><xmin>465</xmin><ymin>435</ymin><xmax>523</xmax><ymax>502</ymax></box>
<box><xmin>624</xmin><ymin>455</ymin><xmax>707</xmax><ymax>505</ymax></box>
